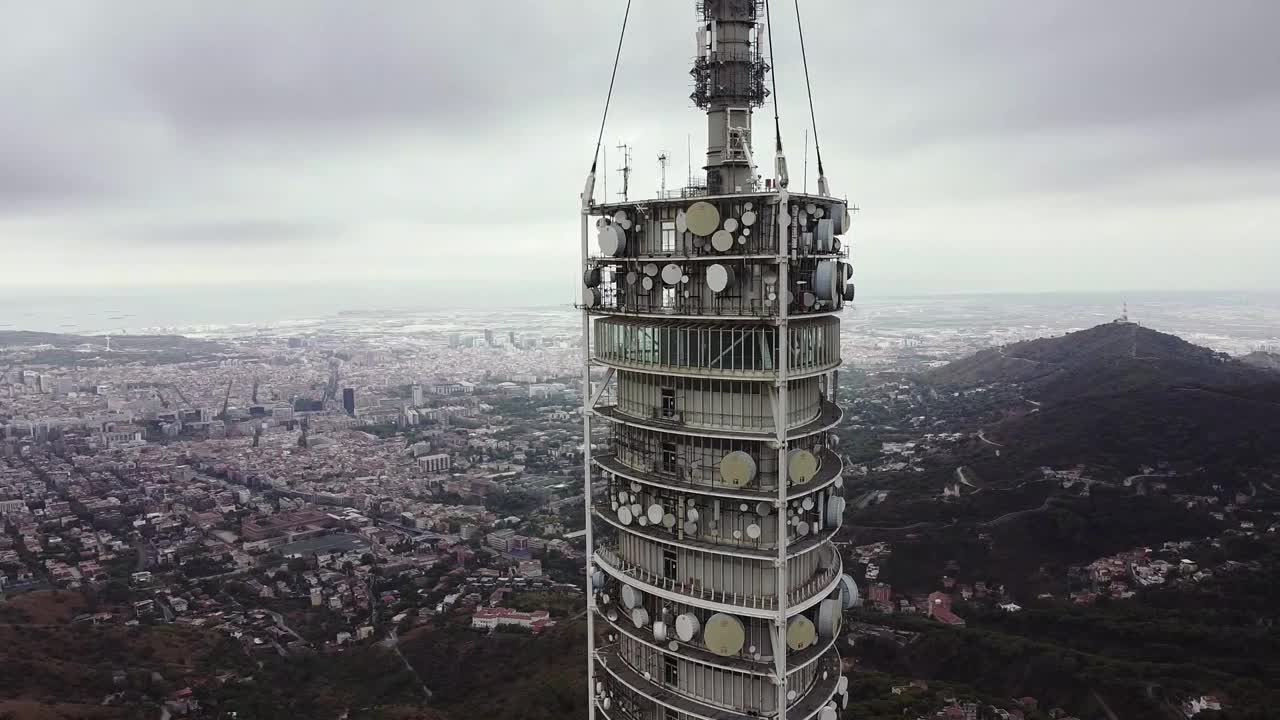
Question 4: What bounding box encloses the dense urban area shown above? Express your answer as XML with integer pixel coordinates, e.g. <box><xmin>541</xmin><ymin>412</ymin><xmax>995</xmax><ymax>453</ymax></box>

<box><xmin>1</xmin><ymin>297</ymin><xmax>1278</xmax><ymax>720</ymax></box>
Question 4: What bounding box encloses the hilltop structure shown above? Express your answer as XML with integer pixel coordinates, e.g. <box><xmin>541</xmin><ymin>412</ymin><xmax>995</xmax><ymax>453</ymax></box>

<box><xmin>579</xmin><ymin>2</ymin><xmax>857</xmax><ymax>718</ymax></box>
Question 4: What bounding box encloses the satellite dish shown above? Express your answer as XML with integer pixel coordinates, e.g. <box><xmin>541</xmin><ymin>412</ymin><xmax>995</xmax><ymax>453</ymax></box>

<box><xmin>598</xmin><ymin>224</ymin><xmax>625</xmax><ymax>256</ymax></box>
<box><xmin>786</xmin><ymin>615</ymin><xmax>817</xmax><ymax>650</ymax></box>
<box><xmin>815</xmin><ymin>206</ymin><xmax>826</xmax><ymax>218</ymax></box>
<box><xmin>755</xmin><ymin>501</ymin><xmax>772</xmax><ymax>516</ymax></box>
<box><xmin>583</xmin><ymin>288</ymin><xmax>602</xmax><ymax>308</ymax></box>
<box><xmin>788</xmin><ymin>449</ymin><xmax>819</xmax><ymax>484</ymax></box>
<box><xmin>637</xmin><ymin>515</ymin><xmax>648</xmax><ymax>526</ymax></box>
<box><xmin>805</xmin><ymin>202</ymin><xmax>817</xmax><ymax>215</ymax></box>
<box><xmin>669</xmin><ymin>641</ymin><xmax>679</xmax><ymax>651</ymax></box>
<box><xmin>613</xmin><ymin>210</ymin><xmax>629</xmax><ymax>226</ymax></box>
<box><xmin>661</xmin><ymin>264</ymin><xmax>683</xmax><ymax>285</ymax></box>
<box><xmin>600</xmin><ymin>592</ymin><xmax>610</xmax><ymax>605</ymax></box>
<box><xmin>583</xmin><ymin>267</ymin><xmax>602</xmax><ymax>287</ymax></box>
<box><xmin>643</xmin><ymin>263</ymin><xmax>659</xmax><ymax>277</ymax></box>
<box><xmin>787</xmin><ymin>690</ymin><xmax>798</xmax><ymax>701</ymax></box>
<box><xmin>732</xmin><ymin>529</ymin><xmax>742</xmax><ymax>540</ymax></box>
<box><xmin>802</xmin><ymin>496</ymin><xmax>815</xmax><ymax>511</ymax></box>
<box><xmin>606</xmin><ymin>608</ymin><xmax>618</xmax><ymax>622</ymax></box>
<box><xmin>617</xmin><ymin>506</ymin><xmax>633</xmax><ymax>525</ymax></box>
<box><xmin>704</xmin><ymin>613</ymin><xmax>745</xmax><ymax>656</ymax></box>
<box><xmin>675</xmin><ymin>209</ymin><xmax>688</xmax><ymax>234</ymax></box>
<box><xmin>739</xmin><ymin>503</ymin><xmax>749</xmax><ymax>512</ymax></box>
<box><xmin>630</xmin><ymin>481</ymin><xmax>641</xmax><ymax>492</ymax></box>
<box><xmin>647</xmin><ymin>504</ymin><xmax>664</xmax><ymax>524</ymax></box>
<box><xmin>641</xmin><ymin>276</ymin><xmax>654</xmax><ymax>292</ymax></box>
<box><xmin>603</xmin><ymin>697</ymin><xmax>613</xmax><ymax>710</ymax></box>
<box><xmin>719</xmin><ymin>450</ymin><xmax>757</xmax><ymax>487</ymax></box>
<box><xmin>710</xmin><ymin>229</ymin><xmax>734</xmax><ymax>252</ymax></box>
<box><xmin>837</xmin><ymin>676</ymin><xmax>849</xmax><ymax>694</ymax></box>
<box><xmin>630</xmin><ymin>502</ymin><xmax>643</xmax><ymax>518</ymax></box>
<box><xmin>723</xmin><ymin>217</ymin><xmax>739</xmax><ymax>233</ymax></box>
<box><xmin>653</xmin><ymin>620</ymin><xmax>668</xmax><ymax>642</ymax></box>
<box><xmin>817</xmin><ymin>598</ymin><xmax>841</xmax><ymax>637</ymax></box>
<box><xmin>625</xmin><ymin>271</ymin><xmax>638</xmax><ymax>286</ymax></box>
<box><xmin>686</xmin><ymin>507</ymin><xmax>699</xmax><ymax>522</ymax></box>
<box><xmin>675</xmin><ymin>613</ymin><xmax>701</xmax><ymax>641</ymax></box>
<box><xmin>826</xmin><ymin>495</ymin><xmax>846</xmax><ymax>523</ymax></box>
<box><xmin>802</xmin><ymin>292</ymin><xmax>817</xmax><ymax>308</ymax></box>
<box><xmin>706</xmin><ymin>264</ymin><xmax>735</xmax><ymax>294</ymax></box>
<box><xmin>621</xmin><ymin>585</ymin><xmax>642</xmax><ymax>609</ymax></box>
<box><xmin>741</xmin><ymin>210</ymin><xmax>757</xmax><ymax>227</ymax></box>
<box><xmin>796</xmin><ymin>521</ymin><xmax>810</xmax><ymax>536</ymax></box>
<box><xmin>838</xmin><ymin>573</ymin><xmax>860</xmax><ymax>609</ymax></box>
<box><xmin>843</xmin><ymin>281</ymin><xmax>856</xmax><ymax>302</ymax></box>
<box><xmin>814</xmin><ymin>260</ymin><xmax>839</xmax><ymax>301</ymax></box>
<box><xmin>662</xmin><ymin>513</ymin><xmax>676</xmax><ymax>529</ymax></box>
<box><xmin>685</xmin><ymin>201</ymin><xmax>720</xmax><ymax>236</ymax></box>
<box><xmin>631</xmin><ymin>607</ymin><xmax>649</xmax><ymax>628</ymax></box>
<box><xmin>746</xmin><ymin>523</ymin><xmax>761</xmax><ymax>540</ymax></box>
<box><xmin>820</xmin><ymin>708</ymin><xmax>837</xmax><ymax>720</ymax></box>
<box><xmin>683</xmin><ymin>520</ymin><xmax>698</xmax><ymax>535</ymax></box>
<box><xmin>814</xmin><ymin>219</ymin><xmax>834</xmax><ymax>253</ymax></box>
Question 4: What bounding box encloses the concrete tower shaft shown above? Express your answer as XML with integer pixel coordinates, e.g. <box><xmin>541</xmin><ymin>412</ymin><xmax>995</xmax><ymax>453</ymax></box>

<box><xmin>691</xmin><ymin>0</ymin><xmax>769</xmax><ymax>195</ymax></box>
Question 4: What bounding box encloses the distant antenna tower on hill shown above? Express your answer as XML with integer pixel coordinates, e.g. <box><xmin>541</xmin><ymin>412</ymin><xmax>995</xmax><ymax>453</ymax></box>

<box><xmin>1115</xmin><ymin>301</ymin><xmax>1136</xmax><ymax>325</ymax></box>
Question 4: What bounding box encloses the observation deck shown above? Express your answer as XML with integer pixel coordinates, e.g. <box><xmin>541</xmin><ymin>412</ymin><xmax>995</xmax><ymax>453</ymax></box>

<box><xmin>593</xmin><ymin>399</ymin><xmax>842</xmax><ymax>442</ymax></box>
<box><xmin>595</xmin><ymin>645</ymin><xmax>842</xmax><ymax>720</ymax></box>
<box><xmin>593</xmin><ymin>448</ymin><xmax>842</xmax><ymax>501</ymax></box>
<box><xmin>593</xmin><ymin>545</ymin><xmax>841</xmax><ymax>619</ymax></box>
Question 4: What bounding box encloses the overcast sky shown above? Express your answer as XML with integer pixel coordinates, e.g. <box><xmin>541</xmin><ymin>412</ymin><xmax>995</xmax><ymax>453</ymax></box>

<box><xmin>2</xmin><ymin>0</ymin><xmax>1277</xmax><ymax>306</ymax></box>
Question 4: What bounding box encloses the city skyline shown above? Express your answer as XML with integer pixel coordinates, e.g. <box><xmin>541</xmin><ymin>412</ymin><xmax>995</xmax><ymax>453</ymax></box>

<box><xmin>2</xmin><ymin>0</ymin><xmax>1277</xmax><ymax>299</ymax></box>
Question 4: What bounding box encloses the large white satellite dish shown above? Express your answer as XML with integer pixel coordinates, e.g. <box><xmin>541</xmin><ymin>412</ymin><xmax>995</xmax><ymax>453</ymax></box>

<box><xmin>706</xmin><ymin>264</ymin><xmax>735</xmax><ymax>294</ymax></box>
<box><xmin>815</xmin><ymin>218</ymin><xmax>834</xmax><ymax>252</ymax></box>
<box><xmin>817</xmin><ymin>598</ymin><xmax>841</xmax><ymax>637</ymax></box>
<box><xmin>719</xmin><ymin>450</ymin><xmax>757</xmax><ymax>487</ymax></box>
<box><xmin>788</xmin><ymin>449</ymin><xmax>819</xmax><ymax>484</ymax></box>
<box><xmin>647</xmin><ymin>504</ymin><xmax>665</xmax><ymax>524</ymax></box>
<box><xmin>826</xmin><ymin>495</ymin><xmax>846</xmax><ymax>523</ymax></box>
<box><xmin>838</xmin><ymin>573</ymin><xmax>860</xmax><ymax>609</ymax></box>
<box><xmin>675</xmin><ymin>613</ymin><xmax>700</xmax><ymax>641</ymax></box>
<box><xmin>704</xmin><ymin>613</ymin><xmax>745</xmax><ymax>656</ymax></box>
<box><xmin>710</xmin><ymin>229</ymin><xmax>735</xmax><ymax>252</ymax></box>
<box><xmin>814</xmin><ymin>260</ymin><xmax>839</xmax><ymax>301</ymax></box>
<box><xmin>786</xmin><ymin>615</ymin><xmax>817</xmax><ymax>650</ymax></box>
<box><xmin>598</xmin><ymin>224</ymin><xmax>625</xmax><ymax>256</ymax></box>
<box><xmin>685</xmin><ymin>201</ymin><xmax>720</xmax><ymax>236</ymax></box>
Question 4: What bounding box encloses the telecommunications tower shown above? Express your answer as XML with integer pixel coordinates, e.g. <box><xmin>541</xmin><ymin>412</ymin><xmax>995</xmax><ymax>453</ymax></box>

<box><xmin>579</xmin><ymin>1</ymin><xmax>858</xmax><ymax>719</ymax></box>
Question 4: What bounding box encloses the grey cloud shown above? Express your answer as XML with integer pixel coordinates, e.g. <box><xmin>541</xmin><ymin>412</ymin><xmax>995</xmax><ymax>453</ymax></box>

<box><xmin>0</xmin><ymin>0</ymin><xmax>1276</xmax><ymax>293</ymax></box>
<box><xmin>121</xmin><ymin>219</ymin><xmax>342</xmax><ymax>247</ymax></box>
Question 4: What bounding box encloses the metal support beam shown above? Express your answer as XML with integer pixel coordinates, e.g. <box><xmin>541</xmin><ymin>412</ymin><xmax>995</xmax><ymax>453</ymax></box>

<box><xmin>773</xmin><ymin>183</ymin><xmax>791</xmax><ymax>719</ymax></box>
<box><xmin>589</xmin><ymin>367</ymin><xmax>617</xmax><ymax>411</ymax></box>
<box><xmin>580</xmin><ymin>187</ymin><xmax>598</xmax><ymax>720</ymax></box>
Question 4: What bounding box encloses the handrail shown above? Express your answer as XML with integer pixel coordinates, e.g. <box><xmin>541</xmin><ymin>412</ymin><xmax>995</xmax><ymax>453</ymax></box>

<box><xmin>595</xmin><ymin>449</ymin><xmax>842</xmax><ymax>500</ymax></box>
<box><xmin>595</xmin><ymin>545</ymin><xmax>838</xmax><ymax>612</ymax></box>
